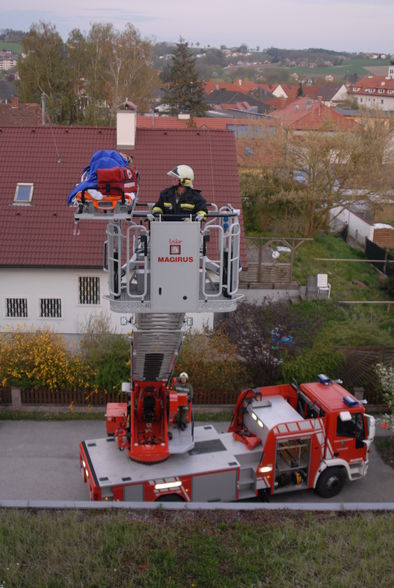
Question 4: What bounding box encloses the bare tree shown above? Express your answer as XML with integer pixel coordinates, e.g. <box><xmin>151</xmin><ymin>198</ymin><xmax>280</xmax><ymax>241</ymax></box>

<box><xmin>242</xmin><ymin>114</ymin><xmax>394</xmax><ymax>236</ymax></box>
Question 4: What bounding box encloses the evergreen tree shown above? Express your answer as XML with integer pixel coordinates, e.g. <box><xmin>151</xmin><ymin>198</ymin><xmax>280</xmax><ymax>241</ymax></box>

<box><xmin>161</xmin><ymin>40</ymin><xmax>206</xmax><ymax>116</ymax></box>
<box><xmin>296</xmin><ymin>82</ymin><xmax>304</xmax><ymax>97</ymax></box>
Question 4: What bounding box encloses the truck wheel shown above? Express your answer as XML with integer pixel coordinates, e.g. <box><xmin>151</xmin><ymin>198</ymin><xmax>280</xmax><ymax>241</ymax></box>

<box><xmin>156</xmin><ymin>494</ymin><xmax>184</xmax><ymax>502</ymax></box>
<box><xmin>316</xmin><ymin>467</ymin><xmax>346</xmax><ymax>498</ymax></box>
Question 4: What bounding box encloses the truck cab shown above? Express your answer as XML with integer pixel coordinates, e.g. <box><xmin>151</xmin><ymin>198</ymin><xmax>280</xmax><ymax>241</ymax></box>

<box><xmin>230</xmin><ymin>376</ymin><xmax>375</xmax><ymax>498</ymax></box>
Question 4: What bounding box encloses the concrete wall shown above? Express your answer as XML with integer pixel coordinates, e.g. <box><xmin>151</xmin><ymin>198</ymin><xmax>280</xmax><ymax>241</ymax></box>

<box><xmin>0</xmin><ymin>268</ymin><xmax>213</xmax><ymax>335</ymax></box>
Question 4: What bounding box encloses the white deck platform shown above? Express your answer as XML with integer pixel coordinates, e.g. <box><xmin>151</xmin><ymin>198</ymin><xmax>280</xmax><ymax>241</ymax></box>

<box><xmin>83</xmin><ymin>425</ymin><xmax>262</xmax><ymax>490</ymax></box>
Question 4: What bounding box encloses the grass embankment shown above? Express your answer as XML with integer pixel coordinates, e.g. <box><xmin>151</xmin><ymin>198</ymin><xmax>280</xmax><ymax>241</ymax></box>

<box><xmin>292</xmin><ymin>234</ymin><xmax>394</xmax><ymax>347</ymax></box>
<box><xmin>0</xmin><ymin>510</ymin><xmax>392</xmax><ymax>588</ymax></box>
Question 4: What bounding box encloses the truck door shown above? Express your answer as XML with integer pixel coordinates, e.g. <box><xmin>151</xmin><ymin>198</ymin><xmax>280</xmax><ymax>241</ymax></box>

<box><xmin>333</xmin><ymin>412</ymin><xmax>367</xmax><ymax>462</ymax></box>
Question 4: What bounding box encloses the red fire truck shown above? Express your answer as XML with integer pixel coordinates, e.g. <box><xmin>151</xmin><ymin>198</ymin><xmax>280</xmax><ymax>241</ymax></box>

<box><xmin>80</xmin><ymin>375</ymin><xmax>375</xmax><ymax>502</ymax></box>
<box><xmin>73</xmin><ymin>175</ymin><xmax>374</xmax><ymax>503</ymax></box>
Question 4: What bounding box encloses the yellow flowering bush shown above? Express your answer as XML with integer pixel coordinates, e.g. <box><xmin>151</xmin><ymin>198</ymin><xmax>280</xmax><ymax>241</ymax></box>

<box><xmin>0</xmin><ymin>328</ymin><xmax>92</xmax><ymax>392</ymax></box>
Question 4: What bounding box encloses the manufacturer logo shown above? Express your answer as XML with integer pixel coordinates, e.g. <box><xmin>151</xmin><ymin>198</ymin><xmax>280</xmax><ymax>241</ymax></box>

<box><xmin>169</xmin><ymin>238</ymin><xmax>182</xmax><ymax>255</ymax></box>
<box><xmin>158</xmin><ymin>256</ymin><xmax>194</xmax><ymax>263</ymax></box>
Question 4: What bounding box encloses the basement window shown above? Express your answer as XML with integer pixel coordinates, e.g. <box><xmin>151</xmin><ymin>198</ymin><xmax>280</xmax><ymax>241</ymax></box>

<box><xmin>6</xmin><ymin>298</ymin><xmax>28</xmax><ymax>318</ymax></box>
<box><xmin>79</xmin><ymin>277</ymin><xmax>100</xmax><ymax>305</ymax></box>
<box><xmin>40</xmin><ymin>298</ymin><xmax>62</xmax><ymax>318</ymax></box>
<box><xmin>14</xmin><ymin>183</ymin><xmax>34</xmax><ymax>204</ymax></box>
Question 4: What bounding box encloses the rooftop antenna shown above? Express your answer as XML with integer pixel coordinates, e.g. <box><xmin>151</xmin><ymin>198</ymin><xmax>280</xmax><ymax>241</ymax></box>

<box><xmin>40</xmin><ymin>90</ymin><xmax>62</xmax><ymax>164</ymax></box>
<box><xmin>41</xmin><ymin>92</ymin><xmax>46</xmax><ymax>126</ymax></box>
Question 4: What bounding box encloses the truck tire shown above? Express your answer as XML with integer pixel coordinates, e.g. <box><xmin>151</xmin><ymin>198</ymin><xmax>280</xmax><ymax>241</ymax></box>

<box><xmin>316</xmin><ymin>467</ymin><xmax>346</xmax><ymax>498</ymax></box>
<box><xmin>155</xmin><ymin>494</ymin><xmax>185</xmax><ymax>502</ymax></box>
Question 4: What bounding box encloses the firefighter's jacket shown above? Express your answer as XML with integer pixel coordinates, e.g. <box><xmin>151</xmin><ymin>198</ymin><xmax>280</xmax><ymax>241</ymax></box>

<box><xmin>152</xmin><ymin>186</ymin><xmax>207</xmax><ymax>218</ymax></box>
<box><xmin>174</xmin><ymin>381</ymin><xmax>194</xmax><ymax>401</ymax></box>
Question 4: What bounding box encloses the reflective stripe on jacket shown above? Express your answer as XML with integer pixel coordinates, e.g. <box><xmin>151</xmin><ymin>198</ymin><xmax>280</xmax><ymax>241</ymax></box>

<box><xmin>153</xmin><ymin>186</ymin><xmax>207</xmax><ymax>217</ymax></box>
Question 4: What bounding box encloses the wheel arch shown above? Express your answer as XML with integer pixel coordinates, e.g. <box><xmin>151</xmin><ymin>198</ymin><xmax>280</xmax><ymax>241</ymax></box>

<box><xmin>313</xmin><ymin>459</ymin><xmax>351</xmax><ymax>489</ymax></box>
<box><xmin>155</xmin><ymin>493</ymin><xmax>185</xmax><ymax>502</ymax></box>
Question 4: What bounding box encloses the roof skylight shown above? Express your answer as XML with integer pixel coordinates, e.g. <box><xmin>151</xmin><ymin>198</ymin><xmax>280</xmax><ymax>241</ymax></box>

<box><xmin>14</xmin><ymin>183</ymin><xmax>34</xmax><ymax>204</ymax></box>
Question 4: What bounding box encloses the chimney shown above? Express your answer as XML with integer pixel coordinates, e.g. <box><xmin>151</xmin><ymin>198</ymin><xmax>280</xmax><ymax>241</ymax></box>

<box><xmin>116</xmin><ymin>102</ymin><xmax>137</xmax><ymax>151</ymax></box>
<box><xmin>10</xmin><ymin>96</ymin><xmax>19</xmax><ymax>107</ymax></box>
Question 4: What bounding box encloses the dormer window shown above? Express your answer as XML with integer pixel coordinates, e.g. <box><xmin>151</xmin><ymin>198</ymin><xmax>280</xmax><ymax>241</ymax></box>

<box><xmin>14</xmin><ymin>183</ymin><xmax>34</xmax><ymax>204</ymax></box>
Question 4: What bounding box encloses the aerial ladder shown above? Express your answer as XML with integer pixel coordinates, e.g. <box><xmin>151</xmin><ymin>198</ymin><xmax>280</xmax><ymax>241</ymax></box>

<box><xmin>74</xmin><ymin>190</ymin><xmax>243</xmax><ymax>465</ymax></box>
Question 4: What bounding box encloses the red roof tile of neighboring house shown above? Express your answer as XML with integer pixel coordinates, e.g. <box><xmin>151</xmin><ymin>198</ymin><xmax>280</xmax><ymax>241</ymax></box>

<box><xmin>205</xmin><ymin>80</ymin><xmax>271</xmax><ymax>95</ymax></box>
<box><xmin>136</xmin><ymin>115</ymin><xmax>229</xmax><ymax>130</ymax></box>
<box><xmin>0</xmin><ymin>101</ymin><xmax>47</xmax><ymax>126</ymax></box>
<box><xmin>0</xmin><ymin>126</ymin><xmax>246</xmax><ymax>268</ymax></box>
<box><xmin>349</xmin><ymin>75</ymin><xmax>394</xmax><ymax>97</ymax></box>
<box><xmin>270</xmin><ymin>97</ymin><xmax>354</xmax><ymax>130</ymax></box>
<box><xmin>220</xmin><ymin>102</ymin><xmax>255</xmax><ymax>111</ymax></box>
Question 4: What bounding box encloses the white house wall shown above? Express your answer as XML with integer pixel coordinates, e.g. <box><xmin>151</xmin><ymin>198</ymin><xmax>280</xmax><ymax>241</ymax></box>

<box><xmin>331</xmin><ymin>84</ymin><xmax>348</xmax><ymax>103</ymax></box>
<box><xmin>329</xmin><ymin>207</ymin><xmax>374</xmax><ymax>246</ymax></box>
<box><xmin>353</xmin><ymin>94</ymin><xmax>394</xmax><ymax>111</ymax></box>
<box><xmin>0</xmin><ymin>268</ymin><xmax>213</xmax><ymax>335</ymax></box>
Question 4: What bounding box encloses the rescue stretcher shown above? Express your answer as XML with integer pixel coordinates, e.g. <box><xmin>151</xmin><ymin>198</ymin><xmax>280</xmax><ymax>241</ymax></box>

<box><xmin>75</xmin><ymin>165</ymin><xmax>139</xmax><ymax>213</ymax></box>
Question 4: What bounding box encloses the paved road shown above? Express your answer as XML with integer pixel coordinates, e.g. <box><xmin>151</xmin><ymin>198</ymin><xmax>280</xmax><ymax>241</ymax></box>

<box><xmin>0</xmin><ymin>420</ymin><xmax>392</xmax><ymax>503</ymax></box>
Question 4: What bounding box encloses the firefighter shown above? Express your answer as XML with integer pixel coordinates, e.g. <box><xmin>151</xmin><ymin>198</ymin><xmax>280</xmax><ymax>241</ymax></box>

<box><xmin>152</xmin><ymin>165</ymin><xmax>208</xmax><ymax>221</ymax></box>
<box><xmin>174</xmin><ymin>372</ymin><xmax>193</xmax><ymax>430</ymax></box>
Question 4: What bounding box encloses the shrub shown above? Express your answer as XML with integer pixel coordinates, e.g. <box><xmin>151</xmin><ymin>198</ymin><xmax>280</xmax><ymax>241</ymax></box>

<box><xmin>0</xmin><ymin>328</ymin><xmax>91</xmax><ymax>391</ymax></box>
<box><xmin>79</xmin><ymin>312</ymin><xmax>130</xmax><ymax>394</ymax></box>
<box><xmin>175</xmin><ymin>329</ymin><xmax>249</xmax><ymax>403</ymax></box>
<box><xmin>376</xmin><ymin>363</ymin><xmax>394</xmax><ymax>430</ymax></box>
<box><xmin>219</xmin><ymin>301</ymin><xmax>325</xmax><ymax>386</ymax></box>
<box><xmin>281</xmin><ymin>345</ymin><xmax>345</xmax><ymax>384</ymax></box>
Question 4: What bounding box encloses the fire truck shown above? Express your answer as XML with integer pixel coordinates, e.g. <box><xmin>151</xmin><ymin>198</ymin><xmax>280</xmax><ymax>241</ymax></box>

<box><xmin>73</xmin><ymin>166</ymin><xmax>375</xmax><ymax>503</ymax></box>
<box><xmin>81</xmin><ymin>376</ymin><xmax>375</xmax><ymax>502</ymax></box>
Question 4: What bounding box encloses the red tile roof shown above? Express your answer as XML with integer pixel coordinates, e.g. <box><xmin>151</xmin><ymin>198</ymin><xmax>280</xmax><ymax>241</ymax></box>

<box><xmin>0</xmin><ymin>102</ymin><xmax>47</xmax><ymax>126</ymax></box>
<box><xmin>270</xmin><ymin>97</ymin><xmax>354</xmax><ymax>130</ymax></box>
<box><xmin>137</xmin><ymin>115</ymin><xmax>228</xmax><ymax>130</ymax></box>
<box><xmin>349</xmin><ymin>75</ymin><xmax>394</xmax><ymax>97</ymax></box>
<box><xmin>205</xmin><ymin>81</ymin><xmax>271</xmax><ymax>95</ymax></box>
<box><xmin>0</xmin><ymin>126</ymin><xmax>246</xmax><ymax>268</ymax></box>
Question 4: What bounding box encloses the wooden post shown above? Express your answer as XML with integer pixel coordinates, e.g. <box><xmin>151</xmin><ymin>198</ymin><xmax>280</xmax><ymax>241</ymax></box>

<box><xmin>257</xmin><ymin>238</ymin><xmax>263</xmax><ymax>283</ymax></box>
<box><xmin>11</xmin><ymin>386</ymin><xmax>22</xmax><ymax>409</ymax></box>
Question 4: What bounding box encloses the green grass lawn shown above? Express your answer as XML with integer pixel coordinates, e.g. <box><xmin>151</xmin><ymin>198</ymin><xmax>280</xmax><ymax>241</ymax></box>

<box><xmin>286</xmin><ymin>58</ymin><xmax>389</xmax><ymax>80</ymax></box>
<box><xmin>290</xmin><ymin>234</ymin><xmax>394</xmax><ymax>350</ymax></box>
<box><xmin>0</xmin><ymin>510</ymin><xmax>392</xmax><ymax>587</ymax></box>
<box><xmin>0</xmin><ymin>41</ymin><xmax>22</xmax><ymax>54</ymax></box>
<box><xmin>293</xmin><ymin>234</ymin><xmax>389</xmax><ymax>302</ymax></box>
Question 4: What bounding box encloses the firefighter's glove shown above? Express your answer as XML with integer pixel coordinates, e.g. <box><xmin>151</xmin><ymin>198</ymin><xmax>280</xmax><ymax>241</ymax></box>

<box><xmin>195</xmin><ymin>211</ymin><xmax>206</xmax><ymax>222</ymax></box>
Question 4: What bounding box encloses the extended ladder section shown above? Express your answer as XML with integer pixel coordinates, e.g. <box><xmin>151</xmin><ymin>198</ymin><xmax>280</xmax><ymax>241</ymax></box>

<box><xmin>132</xmin><ymin>313</ymin><xmax>186</xmax><ymax>382</ymax></box>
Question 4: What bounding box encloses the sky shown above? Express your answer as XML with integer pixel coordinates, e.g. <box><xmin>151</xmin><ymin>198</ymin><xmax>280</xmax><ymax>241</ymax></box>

<box><xmin>1</xmin><ymin>0</ymin><xmax>393</xmax><ymax>53</ymax></box>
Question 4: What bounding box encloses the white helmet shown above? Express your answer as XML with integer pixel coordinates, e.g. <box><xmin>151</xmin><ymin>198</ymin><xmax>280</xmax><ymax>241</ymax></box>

<box><xmin>179</xmin><ymin>372</ymin><xmax>189</xmax><ymax>380</ymax></box>
<box><xmin>168</xmin><ymin>165</ymin><xmax>194</xmax><ymax>188</ymax></box>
